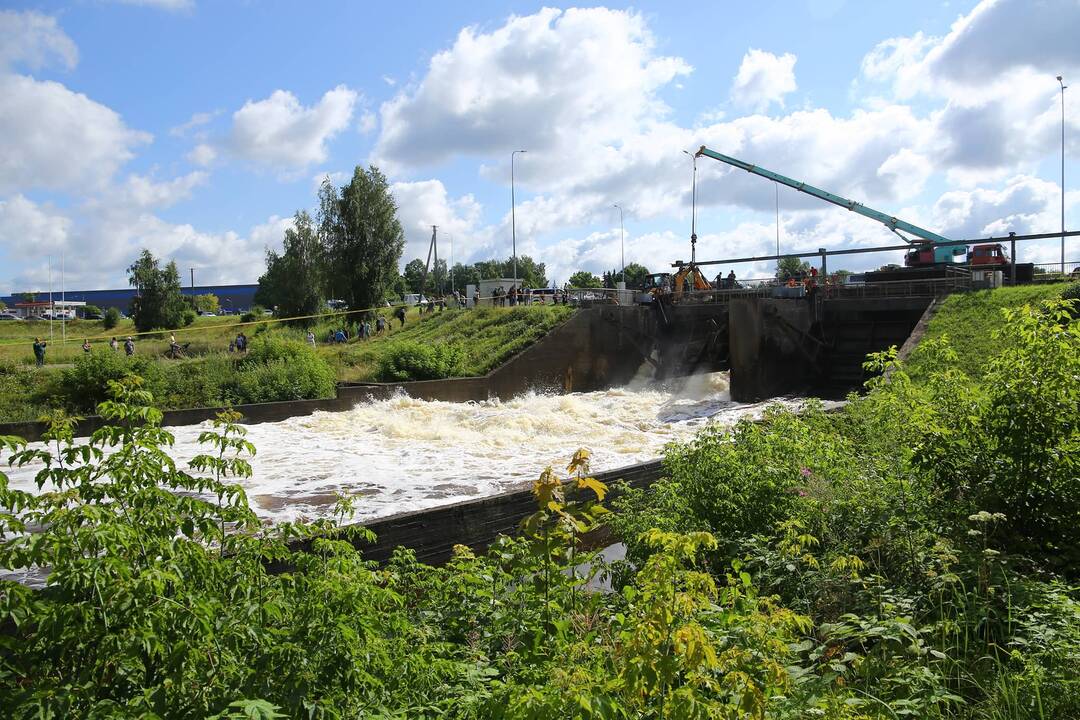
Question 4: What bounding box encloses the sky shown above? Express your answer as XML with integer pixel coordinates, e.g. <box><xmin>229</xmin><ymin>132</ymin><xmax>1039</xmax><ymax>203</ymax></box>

<box><xmin>1</xmin><ymin>0</ymin><xmax>1078</xmax><ymax>293</ymax></box>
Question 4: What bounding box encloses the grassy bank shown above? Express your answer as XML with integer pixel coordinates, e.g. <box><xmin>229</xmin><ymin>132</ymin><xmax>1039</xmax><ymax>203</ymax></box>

<box><xmin>0</xmin><ymin>305</ymin><xmax>574</xmax><ymax>422</ymax></box>
<box><xmin>905</xmin><ymin>283</ymin><xmax>1072</xmax><ymax>380</ymax></box>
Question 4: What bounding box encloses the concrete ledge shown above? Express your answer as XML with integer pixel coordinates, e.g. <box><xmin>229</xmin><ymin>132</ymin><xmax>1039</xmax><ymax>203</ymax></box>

<box><xmin>279</xmin><ymin>458</ymin><xmax>665</xmax><ymax>568</ymax></box>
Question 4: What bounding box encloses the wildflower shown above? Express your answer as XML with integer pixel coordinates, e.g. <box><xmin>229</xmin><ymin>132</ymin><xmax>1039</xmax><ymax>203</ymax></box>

<box><xmin>800</xmin><ymin>467</ymin><xmax>812</xmax><ymax>478</ymax></box>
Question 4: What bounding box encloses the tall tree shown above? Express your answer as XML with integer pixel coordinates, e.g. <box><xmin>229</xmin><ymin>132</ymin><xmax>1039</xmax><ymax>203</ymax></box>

<box><xmin>777</xmin><ymin>256</ymin><xmax>811</xmax><ymax>280</ymax></box>
<box><xmin>602</xmin><ymin>263</ymin><xmax>650</xmax><ymax>289</ymax></box>
<box><xmin>255</xmin><ymin>211</ymin><xmax>325</xmax><ymax>324</ymax></box>
<box><xmin>450</xmin><ymin>262</ymin><xmax>481</xmax><ymax>289</ymax></box>
<box><xmin>127</xmin><ymin>250</ymin><xmax>186</xmax><ymax>332</ymax></box>
<box><xmin>318</xmin><ymin>166</ymin><xmax>405</xmax><ymax>312</ymax></box>
<box><xmin>499</xmin><ymin>255</ymin><xmax>547</xmax><ymax>288</ymax></box>
<box><xmin>568</xmin><ymin>270</ymin><xmax>602</xmax><ymax>288</ymax></box>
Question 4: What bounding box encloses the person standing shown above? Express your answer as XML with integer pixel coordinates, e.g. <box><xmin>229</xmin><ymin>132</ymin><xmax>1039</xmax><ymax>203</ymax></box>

<box><xmin>110</xmin><ymin>337</ymin><xmax>119</xmax><ymax>352</ymax></box>
<box><xmin>376</xmin><ymin>315</ymin><xmax>386</xmax><ymax>334</ymax></box>
<box><xmin>82</xmin><ymin>339</ymin><xmax>91</xmax><ymax>354</ymax></box>
<box><xmin>32</xmin><ymin>337</ymin><xmax>46</xmax><ymax>367</ymax></box>
<box><xmin>124</xmin><ymin>337</ymin><xmax>135</xmax><ymax>356</ymax></box>
<box><xmin>395</xmin><ymin>305</ymin><xmax>407</xmax><ymax>327</ymax></box>
<box><xmin>306</xmin><ymin>331</ymin><xmax>316</xmax><ymax>348</ymax></box>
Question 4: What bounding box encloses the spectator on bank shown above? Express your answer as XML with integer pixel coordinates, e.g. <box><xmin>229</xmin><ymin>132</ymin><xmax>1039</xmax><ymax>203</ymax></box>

<box><xmin>376</xmin><ymin>316</ymin><xmax>386</xmax><ymax>334</ymax></box>
<box><xmin>110</xmin><ymin>337</ymin><xmax>119</xmax><ymax>352</ymax></box>
<box><xmin>229</xmin><ymin>340</ymin><xmax>236</xmax><ymax>353</ymax></box>
<box><xmin>237</xmin><ymin>332</ymin><xmax>248</xmax><ymax>351</ymax></box>
<box><xmin>124</xmin><ymin>337</ymin><xmax>135</xmax><ymax>356</ymax></box>
<box><xmin>306</xmin><ymin>331</ymin><xmax>316</xmax><ymax>348</ymax></box>
<box><xmin>334</xmin><ymin>329</ymin><xmax>346</xmax><ymax>343</ymax></box>
<box><xmin>32</xmin><ymin>337</ymin><xmax>46</xmax><ymax>367</ymax></box>
<box><xmin>395</xmin><ymin>305</ymin><xmax>407</xmax><ymax>327</ymax></box>
<box><xmin>727</xmin><ymin>269</ymin><xmax>736</xmax><ymax>288</ymax></box>
<box><xmin>82</xmin><ymin>339</ymin><xmax>91</xmax><ymax>354</ymax></box>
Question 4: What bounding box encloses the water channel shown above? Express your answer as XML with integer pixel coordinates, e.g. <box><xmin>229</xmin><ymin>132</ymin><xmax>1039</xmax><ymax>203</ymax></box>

<box><xmin>5</xmin><ymin>372</ymin><xmax>794</xmax><ymax>525</ymax></box>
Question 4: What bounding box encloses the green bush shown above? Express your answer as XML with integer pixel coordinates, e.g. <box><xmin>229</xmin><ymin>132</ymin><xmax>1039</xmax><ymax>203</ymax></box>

<box><xmin>83</xmin><ymin>305</ymin><xmax>102</xmax><ymax>317</ymax></box>
<box><xmin>57</xmin><ymin>351</ymin><xmax>162</xmax><ymax>412</ymax></box>
<box><xmin>375</xmin><ymin>340</ymin><xmax>463</xmax><ymax>381</ymax></box>
<box><xmin>102</xmin><ymin>307</ymin><xmax>120</xmax><ymax>330</ymax></box>
<box><xmin>225</xmin><ymin>336</ymin><xmax>336</xmax><ymax>403</ymax></box>
<box><xmin>181</xmin><ymin>309</ymin><xmax>196</xmax><ymax>326</ymax></box>
<box><xmin>1062</xmin><ymin>280</ymin><xmax>1080</xmax><ymax>302</ymax></box>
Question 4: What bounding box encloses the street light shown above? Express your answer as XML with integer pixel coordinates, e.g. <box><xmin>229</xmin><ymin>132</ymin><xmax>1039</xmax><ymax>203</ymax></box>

<box><xmin>613</xmin><ymin>204</ymin><xmax>625</xmax><ymax>284</ymax></box>
<box><xmin>447</xmin><ymin>232</ymin><xmax>455</xmax><ymax>294</ymax></box>
<box><xmin>1058</xmin><ymin>75</ymin><xmax>1067</xmax><ymax>275</ymax></box>
<box><xmin>511</xmin><ymin>149</ymin><xmax>527</xmax><ymax>286</ymax></box>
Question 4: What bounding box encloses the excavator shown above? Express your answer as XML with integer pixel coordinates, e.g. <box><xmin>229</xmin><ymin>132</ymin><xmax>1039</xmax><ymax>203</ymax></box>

<box><xmin>693</xmin><ymin>146</ymin><xmax>968</xmax><ymax>269</ymax></box>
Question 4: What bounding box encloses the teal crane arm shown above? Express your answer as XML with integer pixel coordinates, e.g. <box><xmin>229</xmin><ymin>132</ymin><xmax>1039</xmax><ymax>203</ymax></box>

<box><xmin>695</xmin><ymin>145</ymin><xmax>950</xmax><ymax>245</ymax></box>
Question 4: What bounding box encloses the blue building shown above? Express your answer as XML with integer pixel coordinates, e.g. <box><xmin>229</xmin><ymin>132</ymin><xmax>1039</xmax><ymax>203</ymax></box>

<box><xmin>1</xmin><ymin>284</ymin><xmax>260</xmax><ymax>314</ymax></box>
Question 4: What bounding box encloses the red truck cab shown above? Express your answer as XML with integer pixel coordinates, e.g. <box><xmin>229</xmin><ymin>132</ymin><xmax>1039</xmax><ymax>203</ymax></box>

<box><xmin>970</xmin><ymin>243</ymin><xmax>1009</xmax><ymax>267</ymax></box>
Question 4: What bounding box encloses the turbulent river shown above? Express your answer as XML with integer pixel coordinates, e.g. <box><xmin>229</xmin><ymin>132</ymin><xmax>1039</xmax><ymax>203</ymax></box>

<box><xmin>5</xmin><ymin>372</ymin><xmax>794</xmax><ymax>525</ymax></box>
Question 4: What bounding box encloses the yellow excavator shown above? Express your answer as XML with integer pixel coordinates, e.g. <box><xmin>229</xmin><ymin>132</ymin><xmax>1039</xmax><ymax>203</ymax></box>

<box><xmin>672</xmin><ymin>263</ymin><xmax>710</xmax><ymax>298</ymax></box>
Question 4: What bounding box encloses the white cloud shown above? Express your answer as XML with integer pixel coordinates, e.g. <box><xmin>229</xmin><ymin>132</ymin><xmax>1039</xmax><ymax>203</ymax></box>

<box><xmin>0</xmin><ymin>10</ymin><xmax>78</xmax><ymax>71</ymax></box>
<box><xmin>0</xmin><ymin>74</ymin><xmax>151</xmax><ymax>194</ymax></box>
<box><xmin>391</xmin><ymin>179</ymin><xmax>488</xmax><ymax>265</ymax></box>
<box><xmin>170</xmin><ymin>110</ymin><xmax>217</xmax><ymax>137</ymax></box>
<box><xmin>0</xmin><ymin>195</ymin><xmax>71</xmax><ymax>257</ymax></box>
<box><xmin>187</xmin><ymin>143</ymin><xmax>217</xmax><ymax>167</ymax></box>
<box><xmin>106</xmin><ymin>0</ymin><xmax>194</xmax><ymax>11</ymax></box>
<box><xmin>358</xmin><ymin>110</ymin><xmax>377</xmax><ymax>134</ymax></box>
<box><xmin>227</xmin><ymin>85</ymin><xmax>358</xmax><ymax>172</ymax></box>
<box><xmin>730</xmin><ymin>49</ymin><xmax>797</xmax><ymax>111</ymax></box>
<box><xmin>113</xmin><ymin>171</ymin><xmax>208</xmax><ymax>210</ymax></box>
<box><xmin>374</xmin><ymin>7</ymin><xmax>691</xmax><ymax>170</ymax></box>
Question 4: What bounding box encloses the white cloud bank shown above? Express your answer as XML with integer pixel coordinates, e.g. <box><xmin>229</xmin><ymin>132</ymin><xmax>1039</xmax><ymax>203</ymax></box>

<box><xmin>730</xmin><ymin>49</ymin><xmax>798</xmax><ymax>111</ymax></box>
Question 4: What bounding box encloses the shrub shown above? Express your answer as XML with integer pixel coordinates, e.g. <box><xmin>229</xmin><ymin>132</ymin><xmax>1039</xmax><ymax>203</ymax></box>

<box><xmin>182</xmin><ymin>309</ymin><xmax>197</xmax><ymax>326</ymax></box>
<box><xmin>103</xmin><ymin>307</ymin><xmax>120</xmax><ymax>330</ymax></box>
<box><xmin>57</xmin><ymin>351</ymin><xmax>162</xmax><ymax>412</ymax></box>
<box><xmin>1062</xmin><ymin>280</ymin><xmax>1080</xmax><ymax>303</ymax></box>
<box><xmin>226</xmin><ymin>336</ymin><xmax>336</xmax><ymax>403</ymax></box>
<box><xmin>83</xmin><ymin>304</ymin><xmax>102</xmax><ymax>317</ymax></box>
<box><xmin>375</xmin><ymin>340</ymin><xmax>463</xmax><ymax>381</ymax></box>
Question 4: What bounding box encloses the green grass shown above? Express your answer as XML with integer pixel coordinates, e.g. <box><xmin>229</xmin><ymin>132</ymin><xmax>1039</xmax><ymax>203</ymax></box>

<box><xmin>334</xmin><ymin>305</ymin><xmax>574</xmax><ymax>381</ymax></box>
<box><xmin>906</xmin><ymin>283</ymin><xmax>1072</xmax><ymax>381</ymax></box>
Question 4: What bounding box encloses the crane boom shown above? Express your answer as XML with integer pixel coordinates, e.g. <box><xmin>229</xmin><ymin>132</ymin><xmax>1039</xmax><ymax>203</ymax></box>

<box><xmin>695</xmin><ymin>145</ymin><xmax>950</xmax><ymax>246</ymax></box>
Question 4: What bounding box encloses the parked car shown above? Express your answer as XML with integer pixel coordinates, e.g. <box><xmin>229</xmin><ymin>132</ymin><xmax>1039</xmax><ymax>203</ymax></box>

<box><xmin>0</xmin><ymin>311</ymin><xmax>22</xmax><ymax>321</ymax></box>
<box><xmin>83</xmin><ymin>313</ymin><xmax>105</xmax><ymax>320</ymax></box>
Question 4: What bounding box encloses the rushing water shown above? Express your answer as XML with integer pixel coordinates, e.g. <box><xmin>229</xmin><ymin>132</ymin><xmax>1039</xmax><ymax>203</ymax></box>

<box><xmin>4</xmin><ymin>372</ymin><xmax>791</xmax><ymax>525</ymax></box>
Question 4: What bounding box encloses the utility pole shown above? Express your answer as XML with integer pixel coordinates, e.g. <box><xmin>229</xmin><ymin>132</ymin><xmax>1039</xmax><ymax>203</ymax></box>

<box><xmin>1059</xmin><ymin>75</ymin><xmax>1068</xmax><ymax>275</ymax></box>
<box><xmin>511</xmin><ymin>149</ymin><xmax>527</xmax><ymax>286</ymax></box>
<box><xmin>775</xmin><ymin>183</ymin><xmax>781</xmax><ymax>278</ymax></box>
<box><xmin>613</xmin><ymin>204</ymin><xmax>625</xmax><ymax>284</ymax></box>
<box><xmin>190</xmin><ymin>267</ymin><xmax>195</xmax><ymax>293</ymax></box>
<box><xmin>48</xmin><ymin>255</ymin><xmax>53</xmax><ymax>342</ymax></box>
<box><xmin>61</xmin><ymin>250</ymin><xmax>65</xmax><ymax>344</ymax></box>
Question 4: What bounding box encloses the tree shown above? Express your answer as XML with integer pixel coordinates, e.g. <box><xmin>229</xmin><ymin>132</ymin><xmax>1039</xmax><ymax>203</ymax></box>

<box><xmin>474</xmin><ymin>260</ymin><xmax>503</xmax><ymax>280</ymax></box>
<box><xmin>450</xmin><ymin>262</ymin><xmax>481</xmax><ymax>289</ymax></box>
<box><xmin>568</xmin><ymin>271</ymin><xmax>602</xmax><ymax>288</ymax></box>
<box><xmin>82</xmin><ymin>305</ymin><xmax>102</xmax><ymax>317</ymax></box>
<box><xmin>777</xmin><ymin>256</ymin><xmax>811</xmax><ymax>280</ymax></box>
<box><xmin>192</xmin><ymin>294</ymin><xmax>219</xmax><ymax>314</ymax></box>
<box><xmin>256</xmin><ymin>211</ymin><xmax>326</xmax><ymax>325</ymax></box>
<box><xmin>501</xmin><ymin>255</ymin><xmax>547</xmax><ymax>288</ymax></box>
<box><xmin>605</xmin><ymin>262</ymin><xmax>651</xmax><ymax>289</ymax></box>
<box><xmin>0</xmin><ymin>299</ymin><xmax>8</xmax><ymax>311</ymax></box>
<box><xmin>318</xmin><ymin>166</ymin><xmax>405</xmax><ymax>312</ymax></box>
<box><xmin>402</xmin><ymin>259</ymin><xmax>426</xmax><ymax>294</ymax></box>
<box><xmin>17</xmin><ymin>292</ymin><xmax>36</xmax><ymax>303</ymax></box>
<box><xmin>127</xmin><ymin>250</ymin><xmax>186</xmax><ymax>332</ymax></box>
<box><xmin>103</xmin><ymin>307</ymin><xmax>120</xmax><ymax>330</ymax></box>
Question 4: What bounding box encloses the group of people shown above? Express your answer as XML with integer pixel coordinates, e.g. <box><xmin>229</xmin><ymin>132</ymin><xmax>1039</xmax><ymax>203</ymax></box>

<box><xmin>227</xmin><ymin>332</ymin><xmax>249</xmax><ymax>353</ymax></box>
<box><xmin>32</xmin><ymin>335</ymin><xmax>138</xmax><ymax>366</ymax></box>
<box><xmin>489</xmin><ymin>286</ymin><xmax>526</xmax><ymax>307</ymax></box>
<box><xmin>322</xmin><ymin>315</ymin><xmax>390</xmax><ymax>346</ymax></box>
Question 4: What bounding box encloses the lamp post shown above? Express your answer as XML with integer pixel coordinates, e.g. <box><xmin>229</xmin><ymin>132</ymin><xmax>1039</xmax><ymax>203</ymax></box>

<box><xmin>1058</xmin><ymin>75</ymin><xmax>1067</xmax><ymax>275</ymax></box>
<box><xmin>511</xmin><ymin>149</ymin><xmax>526</xmax><ymax>286</ymax></box>
<box><xmin>613</xmin><ymin>204</ymin><xmax>625</xmax><ymax>283</ymax></box>
<box><xmin>447</xmin><ymin>232</ymin><xmax>455</xmax><ymax>294</ymax></box>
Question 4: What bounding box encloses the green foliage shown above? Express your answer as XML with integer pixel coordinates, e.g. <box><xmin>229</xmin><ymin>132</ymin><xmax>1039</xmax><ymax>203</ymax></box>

<box><xmin>319</xmin><ymin>166</ymin><xmax>405</xmax><ymax>312</ymax></box>
<box><xmin>568</xmin><ymin>270</ymin><xmax>602</xmax><ymax>288</ymax></box>
<box><xmin>192</xmin><ymin>293</ymin><xmax>220</xmax><ymax>314</ymax></box>
<box><xmin>603</xmin><ymin>262</ymin><xmax>650</xmax><ymax>289</ymax></box>
<box><xmin>103</xmin><ymin>306</ymin><xmax>120</xmax><ymax>329</ymax></box>
<box><xmin>403</xmin><ymin>257</ymin><xmax>427</xmax><ymax>293</ymax></box>
<box><xmin>228</xmin><ymin>337</ymin><xmax>336</xmax><ymax>403</ymax></box>
<box><xmin>127</xmin><ymin>249</ymin><xmax>187</xmax><ymax>332</ymax></box>
<box><xmin>777</xmin><ymin>256</ymin><xmax>811</xmax><ymax>279</ymax></box>
<box><xmin>57</xmin><ymin>350</ymin><xmax>162</xmax><ymax>412</ymax></box>
<box><xmin>376</xmin><ymin>339</ymin><xmax>463</xmax><ymax>381</ymax></box>
<box><xmin>182</xmin><ymin>308</ymin><xmax>197</xmax><ymax>326</ymax></box>
<box><xmin>255</xmin><ymin>210</ymin><xmax>325</xmax><ymax>323</ymax></box>
<box><xmin>1062</xmin><ymin>281</ymin><xmax>1080</xmax><ymax>302</ymax></box>
<box><xmin>82</xmin><ymin>304</ymin><xmax>102</xmax><ymax>317</ymax></box>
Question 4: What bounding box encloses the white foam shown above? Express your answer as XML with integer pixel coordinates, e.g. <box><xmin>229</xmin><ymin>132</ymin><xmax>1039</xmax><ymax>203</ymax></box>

<box><xmin>3</xmin><ymin>373</ymin><xmax>786</xmax><ymax>525</ymax></box>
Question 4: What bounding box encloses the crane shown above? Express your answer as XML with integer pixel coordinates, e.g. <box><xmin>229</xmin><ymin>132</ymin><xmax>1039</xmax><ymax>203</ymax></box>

<box><xmin>694</xmin><ymin>146</ymin><xmax>966</xmax><ymax>266</ymax></box>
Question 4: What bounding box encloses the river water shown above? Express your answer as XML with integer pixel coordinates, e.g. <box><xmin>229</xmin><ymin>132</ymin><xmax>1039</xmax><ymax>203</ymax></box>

<box><xmin>4</xmin><ymin>372</ymin><xmax>789</xmax><ymax>525</ymax></box>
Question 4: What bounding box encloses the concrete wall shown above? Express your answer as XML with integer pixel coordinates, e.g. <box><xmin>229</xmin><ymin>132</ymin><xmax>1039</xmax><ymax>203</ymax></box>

<box><xmin>281</xmin><ymin>458</ymin><xmax>665</xmax><ymax>567</ymax></box>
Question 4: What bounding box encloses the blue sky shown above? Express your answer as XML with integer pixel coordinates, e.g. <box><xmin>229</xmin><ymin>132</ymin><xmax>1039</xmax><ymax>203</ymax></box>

<box><xmin>1</xmin><ymin>0</ymin><xmax>1077</xmax><ymax>293</ymax></box>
